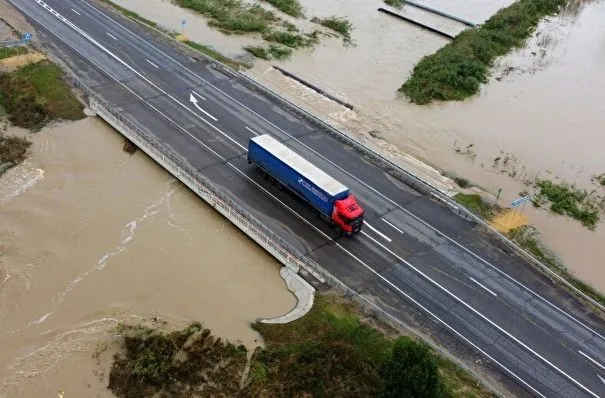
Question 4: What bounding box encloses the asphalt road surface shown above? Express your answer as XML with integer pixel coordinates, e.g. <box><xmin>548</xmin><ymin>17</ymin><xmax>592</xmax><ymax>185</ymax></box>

<box><xmin>8</xmin><ymin>0</ymin><xmax>605</xmax><ymax>396</ymax></box>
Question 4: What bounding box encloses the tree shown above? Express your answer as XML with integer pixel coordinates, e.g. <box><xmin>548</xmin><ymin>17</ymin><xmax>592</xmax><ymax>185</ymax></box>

<box><xmin>379</xmin><ymin>337</ymin><xmax>447</xmax><ymax>398</ymax></box>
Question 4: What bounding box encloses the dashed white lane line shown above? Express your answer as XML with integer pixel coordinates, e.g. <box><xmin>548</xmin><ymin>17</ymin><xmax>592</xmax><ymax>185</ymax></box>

<box><xmin>579</xmin><ymin>350</ymin><xmax>605</xmax><ymax>372</ymax></box>
<box><xmin>470</xmin><ymin>277</ymin><xmax>498</xmax><ymax>297</ymax></box>
<box><xmin>106</xmin><ymin>32</ymin><xmax>117</xmax><ymax>40</ymax></box>
<box><xmin>146</xmin><ymin>59</ymin><xmax>158</xmax><ymax>68</ymax></box>
<box><xmin>364</xmin><ymin>222</ymin><xmax>391</xmax><ymax>242</ymax></box>
<box><xmin>70</xmin><ymin>8</ymin><xmax>80</xmax><ymax>15</ymax></box>
<box><xmin>381</xmin><ymin>217</ymin><xmax>404</xmax><ymax>234</ymax></box>
<box><xmin>245</xmin><ymin>126</ymin><xmax>260</xmax><ymax>136</ymax></box>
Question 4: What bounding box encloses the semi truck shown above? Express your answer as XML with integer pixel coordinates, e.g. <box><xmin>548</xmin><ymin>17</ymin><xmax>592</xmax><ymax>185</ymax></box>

<box><xmin>247</xmin><ymin>134</ymin><xmax>364</xmax><ymax>236</ymax></box>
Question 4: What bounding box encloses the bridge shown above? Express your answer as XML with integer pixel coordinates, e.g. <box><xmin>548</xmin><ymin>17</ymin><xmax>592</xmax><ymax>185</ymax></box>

<box><xmin>8</xmin><ymin>0</ymin><xmax>605</xmax><ymax>396</ymax></box>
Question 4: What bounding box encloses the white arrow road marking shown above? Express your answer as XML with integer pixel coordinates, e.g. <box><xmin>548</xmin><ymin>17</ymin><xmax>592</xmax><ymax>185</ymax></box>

<box><xmin>191</xmin><ymin>90</ymin><xmax>205</xmax><ymax>101</ymax></box>
<box><xmin>598</xmin><ymin>374</ymin><xmax>605</xmax><ymax>386</ymax></box>
<box><xmin>189</xmin><ymin>93</ymin><xmax>217</xmax><ymax>121</ymax></box>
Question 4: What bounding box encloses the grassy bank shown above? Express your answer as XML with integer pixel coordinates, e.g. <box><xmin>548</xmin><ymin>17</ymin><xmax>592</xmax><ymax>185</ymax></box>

<box><xmin>107</xmin><ymin>294</ymin><xmax>495</xmax><ymax>397</ymax></box>
<box><xmin>0</xmin><ymin>60</ymin><xmax>84</xmax><ymax>130</ymax></box>
<box><xmin>181</xmin><ymin>39</ymin><xmax>250</xmax><ymax>69</ymax></box>
<box><xmin>454</xmin><ymin>193</ymin><xmax>497</xmax><ymax>220</ymax></box>
<box><xmin>0</xmin><ymin>135</ymin><xmax>31</xmax><ymax>176</ymax></box>
<box><xmin>508</xmin><ymin>226</ymin><xmax>605</xmax><ymax>307</ymax></box>
<box><xmin>384</xmin><ymin>0</ymin><xmax>404</xmax><ymax>8</ymax></box>
<box><xmin>400</xmin><ymin>0</ymin><xmax>567</xmax><ymax>104</ymax></box>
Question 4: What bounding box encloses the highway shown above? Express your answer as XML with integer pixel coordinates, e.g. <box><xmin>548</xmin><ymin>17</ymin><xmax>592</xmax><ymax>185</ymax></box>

<box><xmin>8</xmin><ymin>0</ymin><xmax>605</xmax><ymax>396</ymax></box>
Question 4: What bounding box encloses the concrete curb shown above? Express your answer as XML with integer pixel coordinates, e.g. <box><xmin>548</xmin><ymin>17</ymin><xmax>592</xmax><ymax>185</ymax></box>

<box><xmin>261</xmin><ymin>267</ymin><xmax>315</xmax><ymax>324</ymax></box>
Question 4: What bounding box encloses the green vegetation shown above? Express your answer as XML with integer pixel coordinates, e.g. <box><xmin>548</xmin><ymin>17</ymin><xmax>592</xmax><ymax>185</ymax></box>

<box><xmin>262</xmin><ymin>30</ymin><xmax>314</xmax><ymax>48</ymax></box>
<box><xmin>108</xmin><ymin>322</ymin><xmax>247</xmax><ymax>397</ymax></box>
<box><xmin>262</xmin><ymin>0</ymin><xmax>303</xmax><ymax>17</ymax></box>
<box><xmin>400</xmin><ymin>0</ymin><xmax>567</xmax><ymax>104</ymax></box>
<box><xmin>107</xmin><ymin>294</ymin><xmax>494</xmax><ymax>397</ymax></box>
<box><xmin>0</xmin><ymin>135</ymin><xmax>31</xmax><ymax>176</ymax></box>
<box><xmin>532</xmin><ymin>179</ymin><xmax>602</xmax><ymax>229</ymax></box>
<box><xmin>244</xmin><ymin>44</ymin><xmax>292</xmax><ymax>60</ymax></box>
<box><xmin>508</xmin><ymin>226</ymin><xmax>605</xmax><ymax>307</ymax></box>
<box><xmin>454</xmin><ymin>193</ymin><xmax>496</xmax><ymax>220</ymax></box>
<box><xmin>311</xmin><ymin>16</ymin><xmax>353</xmax><ymax>43</ymax></box>
<box><xmin>174</xmin><ymin>0</ymin><xmax>278</xmax><ymax>34</ymax></box>
<box><xmin>0</xmin><ymin>61</ymin><xmax>84</xmax><ymax>130</ymax></box>
<box><xmin>0</xmin><ymin>46</ymin><xmax>27</xmax><ymax>61</ymax></box>
<box><xmin>384</xmin><ymin>0</ymin><xmax>404</xmax><ymax>8</ymax></box>
<box><xmin>182</xmin><ymin>40</ymin><xmax>250</xmax><ymax>68</ymax></box>
<box><xmin>599</xmin><ymin>174</ymin><xmax>605</xmax><ymax>186</ymax></box>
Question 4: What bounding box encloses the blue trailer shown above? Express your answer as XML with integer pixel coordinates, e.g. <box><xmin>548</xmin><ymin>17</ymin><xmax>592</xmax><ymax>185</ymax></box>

<box><xmin>247</xmin><ymin>134</ymin><xmax>364</xmax><ymax>235</ymax></box>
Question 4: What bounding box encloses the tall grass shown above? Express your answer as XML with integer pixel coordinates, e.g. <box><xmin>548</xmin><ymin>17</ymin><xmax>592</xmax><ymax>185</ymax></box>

<box><xmin>311</xmin><ymin>16</ymin><xmax>353</xmax><ymax>43</ymax></box>
<box><xmin>400</xmin><ymin>0</ymin><xmax>567</xmax><ymax>104</ymax></box>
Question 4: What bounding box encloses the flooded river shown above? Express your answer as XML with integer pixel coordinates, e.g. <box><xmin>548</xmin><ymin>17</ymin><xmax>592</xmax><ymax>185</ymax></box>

<box><xmin>0</xmin><ymin>118</ymin><xmax>295</xmax><ymax>396</ymax></box>
<box><xmin>110</xmin><ymin>0</ymin><xmax>605</xmax><ymax>289</ymax></box>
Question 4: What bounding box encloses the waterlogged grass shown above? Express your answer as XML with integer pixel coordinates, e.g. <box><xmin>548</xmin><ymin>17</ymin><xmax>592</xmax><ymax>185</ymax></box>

<box><xmin>262</xmin><ymin>0</ymin><xmax>303</xmax><ymax>17</ymax></box>
<box><xmin>508</xmin><ymin>226</ymin><xmax>605</xmax><ymax>307</ymax></box>
<box><xmin>400</xmin><ymin>0</ymin><xmax>567</xmax><ymax>104</ymax></box>
<box><xmin>384</xmin><ymin>0</ymin><xmax>404</xmax><ymax>8</ymax></box>
<box><xmin>245</xmin><ymin>44</ymin><xmax>292</xmax><ymax>60</ymax></box>
<box><xmin>0</xmin><ymin>61</ymin><xmax>84</xmax><ymax>130</ymax></box>
<box><xmin>0</xmin><ymin>135</ymin><xmax>31</xmax><ymax>176</ymax></box>
<box><xmin>0</xmin><ymin>46</ymin><xmax>27</xmax><ymax>61</ymax></box>
<box><xmin>174</xmin><ymin>0</ymin><xmax>278</xmax><ymax>34</ymax></box>
<box><xmin>311</xmin><ymin>16</ymin><xmax>353</xmax><ymax>43</ymax></box>
<box><xmin>454</xmin><ymin>193</ymin><xmax>496</xmax><ymax>220</ymax></box>
<box><xmin>533</xmin><ymin>179</ymin><xmax>602</xmax><ymax>229</ymax></box>
<box><xmin>599</xmin><ymin>174</ymin><xmax>605</xmax><ymax>186</ymax></box>
<box><xmin>107</xmin><ymin>294</ymin><xmax>494</xmax><ymax>396</ymax></box>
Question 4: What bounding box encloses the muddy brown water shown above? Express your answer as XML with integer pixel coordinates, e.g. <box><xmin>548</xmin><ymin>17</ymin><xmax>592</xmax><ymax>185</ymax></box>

<box><xmin>0</xmin><ymin>118</ymin><xmax>295</xmax><ymax>396</ymax></box>
<box><xmin>109</xmin><ymin>0</ymin><xmax>605</xmax><ymax>291</ymax></box>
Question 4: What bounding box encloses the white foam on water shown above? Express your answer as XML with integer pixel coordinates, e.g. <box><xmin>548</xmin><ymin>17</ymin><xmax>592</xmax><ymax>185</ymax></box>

<box><xmin>0</xmin><ymin>162</ymin><xmax>45</xmax><ymax>206</ymax></box>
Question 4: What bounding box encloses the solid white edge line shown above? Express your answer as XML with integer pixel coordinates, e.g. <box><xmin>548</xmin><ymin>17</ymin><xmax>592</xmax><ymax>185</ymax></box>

<box><xmin>21</xmin><ymin>2</ymin><xmax>584</xmax><ymax>396</ymax></box>
<box><xmin>106</xmin><ymin>32</ymin><xmax>117</xmax><ymax>40</ymax></box>
<box><xmin>359</xmin><ymin>230</ymin><xmax>599</xmax><ymax>398</ymax></box>
<box><xmin>146</xmin><ymin>59</ymin><xmax>158</xmax><ymax>68</ymax></box>
<box><xmin>191</xmin><ymin>90</ymin><xmax>206</xmax><ymax>101</ymax></box>
<box><xmin>381</xmin><ymin>217</ymin><xmax>404</xmax><ymax>234</ymax></box>
<box><xmin>579</xmin><ymin>351</ymin><xmax>605</xmax><ymax>372</ymax></box>
<box><xmin>364</xmin><ymin>222</ymin><xmax>392</xmax><ymax>242</ymax></box>
<box><xmin>245</xmin><ymin>126</ymin><xmax>259</xmax><ymax>136</ymax></box>
<box><xmin>74</xmin><ymin>0</ymin><xmax>605</xmax><ymax>341</ymax></box>
<box><xmin>470</xmin><ymin>277</ymin><xmax>498</xmax><ymax>297</ymax></box>
<box><xmin>70</xmin><ymin>7</ymin><xmax>80</xmax><ymax>15</ymax></box>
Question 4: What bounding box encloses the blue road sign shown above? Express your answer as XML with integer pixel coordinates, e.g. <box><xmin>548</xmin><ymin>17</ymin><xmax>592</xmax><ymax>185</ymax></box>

<box><xmin>181</xmin><ymin>19</ymin><xmax>187</xmax><ymax>25</ymax></box>
<box><xmin>511</xmin><ymin>195</ymin><xmax>531</xmax><ymax>208</ymax></box>
<box><xmin>22</xmin><ymin>32</ymin><xmax>32</xmax><ymax>41</ymax></box>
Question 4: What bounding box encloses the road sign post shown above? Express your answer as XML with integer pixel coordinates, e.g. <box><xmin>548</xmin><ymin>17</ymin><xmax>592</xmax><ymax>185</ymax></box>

<box><xmin>22</xmin><ymin>32</ymin><xmax>32</xmax><ymax>43</ymax></box>
<box><xmin>181</xmin><ymin>19</ymin><xmax>187</xmax><ymax>35</ymax></box>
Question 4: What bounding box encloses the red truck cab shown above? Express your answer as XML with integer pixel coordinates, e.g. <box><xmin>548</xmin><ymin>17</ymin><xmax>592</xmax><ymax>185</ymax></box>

<box><xmin>332</xmin><ymin>194</ymin><xmax>364</xmax><ymax>236</ymax></box>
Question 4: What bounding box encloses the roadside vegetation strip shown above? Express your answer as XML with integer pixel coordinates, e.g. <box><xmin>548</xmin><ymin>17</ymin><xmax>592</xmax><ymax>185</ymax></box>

<box><xmin>107</xmin><ymin>294</ymin><xmax>495</xmax><ymax>397</ymax></box>
<box><xmin>508</xmin><ymin>226</ymin><xmax>605</xmax><ymax>308</ymax></box>
<box><xmin>261</xmin><ymin>0</ymin><xmax>303</xmax><ymax>18</ymax></box>
<box><xmin>453</xmin><ymin>193</ymin><xmax>498</xmax><ymax>220</ymax></box>
<box><xmin>244</xmin><ymin>44</ymin><xmax>292</xmax><ymax>60</ymax></box>
<box><xmin>400</xmin><ymin>0</ymin><xmax>567</xmax><ymax>104</ymax></box>
<box><xmin>181</xmin><ymin>39</ymin><xmax>250</xmax><ymax>69</ymax></box>
<box><xmin>0</xmin><ymin>60</ymin><xmax>84</xmax><ymax>130</ymax></box>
